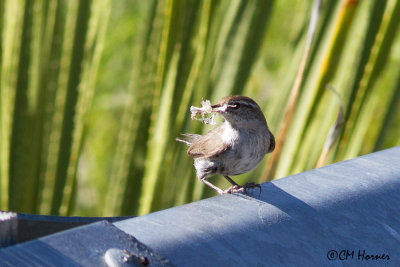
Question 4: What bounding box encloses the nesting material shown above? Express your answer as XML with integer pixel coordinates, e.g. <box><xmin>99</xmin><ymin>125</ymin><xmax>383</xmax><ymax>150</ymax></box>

<box><xmin>190</xmin><ymin>100</ymin><xmax>216</xmax><ymax>125</ymax></box>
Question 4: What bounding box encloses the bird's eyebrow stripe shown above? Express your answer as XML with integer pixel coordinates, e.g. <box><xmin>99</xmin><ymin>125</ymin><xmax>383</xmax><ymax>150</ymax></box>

<box><xmin>231</xmin><ymin>100</ymin><xmax>258</xmax><ymax>109</ymax></box>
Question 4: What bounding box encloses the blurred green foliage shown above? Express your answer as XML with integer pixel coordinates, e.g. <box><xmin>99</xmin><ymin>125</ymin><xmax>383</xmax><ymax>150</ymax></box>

<box><xmin>1</xmin><ymin>0</ymin><xmax>399</xmax><ymax>216</ymax></box>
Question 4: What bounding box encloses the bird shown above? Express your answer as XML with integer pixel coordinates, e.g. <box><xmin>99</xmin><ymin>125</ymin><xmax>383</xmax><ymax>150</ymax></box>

<box><xmin>176</xmin><ymin>95</ymin><xmax>275</xmax><ymax>194</ymax></box>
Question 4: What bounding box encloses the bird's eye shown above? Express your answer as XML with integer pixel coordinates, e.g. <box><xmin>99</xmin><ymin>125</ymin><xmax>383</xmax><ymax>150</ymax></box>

<box><xmin>231</xmin><ymin>103</ymin><xmax>240</xmax><ymax>109</ymax></box>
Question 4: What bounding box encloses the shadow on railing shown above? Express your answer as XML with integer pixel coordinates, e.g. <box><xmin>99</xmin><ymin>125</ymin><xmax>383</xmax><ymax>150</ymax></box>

<box><xmin>0</xmin><ymin>212</ymin><xmax>134</xmax><ymax>245</ymax></box>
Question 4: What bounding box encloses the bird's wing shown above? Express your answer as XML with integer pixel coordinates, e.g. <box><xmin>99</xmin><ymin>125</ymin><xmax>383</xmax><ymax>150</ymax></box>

<box><xmin>187</xmin><ymin>129</ymin><xmax>229</xmax><ymax>158</ymax></box>
<box><xmin>176</xmin><ymin>134</ymin><xmax>202</xmax><ymax>145</ymax></box>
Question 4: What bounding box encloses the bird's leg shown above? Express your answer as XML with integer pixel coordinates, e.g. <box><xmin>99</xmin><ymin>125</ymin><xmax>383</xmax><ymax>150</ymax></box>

<box><xmin>223</xmin><ymin>175</ymin><xmax>262</xmax><ymax>195</ymax></box>
<box><xmin>223</xmin><ymin>175</ymin><xmax>240</xmax><ymax>186</ymax></box>
<box><xmin>223</xmin><ymin>175</ymin><xmax>244</xmax><ymax>193</ymax></box>
<box><xmin>200</xmin><ymin>178</ymin><xmax>225</xmax><ymax>194</ymax></box>
<box><xmin>201</xmin><ymin>176</ymin><xmax>262</xmax><ymax>195</ymax></box>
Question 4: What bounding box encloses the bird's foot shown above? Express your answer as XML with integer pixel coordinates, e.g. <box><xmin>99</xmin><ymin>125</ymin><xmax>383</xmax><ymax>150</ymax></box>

<box><xmin>224</xmin><ymin>183</ymin><xmax>262</xmax><ymax>195</ymax></box>
<box><xmin>224</xmin><ymin>185</ymin><xmax>245</xmax><ymax>194</ymax></box>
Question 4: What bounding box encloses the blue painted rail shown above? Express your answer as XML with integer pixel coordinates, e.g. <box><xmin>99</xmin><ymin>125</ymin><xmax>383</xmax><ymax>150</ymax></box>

<box><xmin>115</xmin><ymin>146</ymin><xmax>400</xmax><ymax>266</ymax></box>
<box><xmin>0</xmin><ymin>146</ymin><xmax>399</xmax><ymax>266</ymax></box>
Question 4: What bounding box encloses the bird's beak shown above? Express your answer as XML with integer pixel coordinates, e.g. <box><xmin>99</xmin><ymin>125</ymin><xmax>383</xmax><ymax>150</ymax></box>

<box><xmin>211</xmin><ymin>104</ymin><xmax>224</xmax><ymax>113</ymax></box>
<box><xmin>211</xmin><ymin>104</ymin><xmax>222</xmax><ymax>112</ymax></box>
<box><xmin>212</xmin><ymin>103</ymin><xmax>236</xmax><ymax>112</ymax></box>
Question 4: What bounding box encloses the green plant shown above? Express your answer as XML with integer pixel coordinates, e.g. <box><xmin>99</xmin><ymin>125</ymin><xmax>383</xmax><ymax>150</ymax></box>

<box><xmin>1</xmin><ymin>0</ymin><xmax>399</xmax><ymax>217</ymax></box>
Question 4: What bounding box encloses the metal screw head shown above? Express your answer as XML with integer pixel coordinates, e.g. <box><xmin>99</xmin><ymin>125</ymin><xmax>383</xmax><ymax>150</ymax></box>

<box><xmin>104</xmin><ymin>248</ymin><xmax>149</xmax><ymax>267</ymax></box>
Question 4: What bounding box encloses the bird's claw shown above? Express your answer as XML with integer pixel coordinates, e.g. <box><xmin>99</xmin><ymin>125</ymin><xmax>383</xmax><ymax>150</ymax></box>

<box><xmin>224</xmin><ymin>182</ymin><xmax>262</xmax><ymax>195</ymax></box>
<box><xmin>224</xmin><ymin>185</ymin><xmax>245</xmax><ymax>194</ymax></box>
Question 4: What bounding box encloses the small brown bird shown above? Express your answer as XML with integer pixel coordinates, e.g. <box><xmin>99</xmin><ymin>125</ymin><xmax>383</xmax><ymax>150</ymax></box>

<box><xmin>177</xmin><ymin>95</ymin><xmax>275</xmax><ymax>194</ymax></box>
